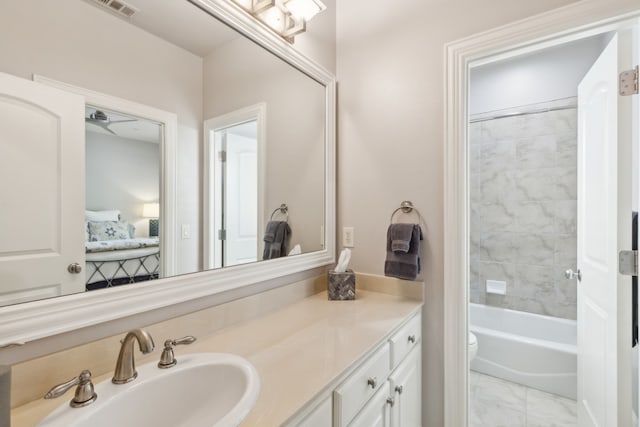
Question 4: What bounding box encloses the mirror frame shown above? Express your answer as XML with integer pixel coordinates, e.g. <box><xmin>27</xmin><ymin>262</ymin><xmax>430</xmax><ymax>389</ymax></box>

<box><xmin>0</xmin><ymin>0</ymin><xmax>336</xmax><ymax>348</ymax></box>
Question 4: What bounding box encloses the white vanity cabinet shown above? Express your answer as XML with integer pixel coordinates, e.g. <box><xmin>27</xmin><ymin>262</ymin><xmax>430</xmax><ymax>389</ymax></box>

<box><xmin>387</xmin><ymin>313</ymin><xmax>422</xmax><ymax>426</ymax></box>
<box><xmin>297</xmin><ymin>396</ymin><xmax>333</xmax><ymax>426</ymax></box>
<box><xmin>333</xmin><ymin>343</ymin><xmax>391</xmax><ymax>426</ymax></box>
<box><xmin>331</xmin><ymin>312</ymin><xmax>422</xmax><ymax>427</ymax></box>
<box><xmin>348</xmin><ymin>382</ymin><xmax>392</xmax><ymax>427</ymax></box>
<box><xmin>388</xmin><ymin>346</ymin><xmax>421</xmax><ymax>426</ymax></box>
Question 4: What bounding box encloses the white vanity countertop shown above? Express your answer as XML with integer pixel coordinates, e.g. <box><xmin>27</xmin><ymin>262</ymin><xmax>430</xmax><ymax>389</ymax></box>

<box><xmin>12</xmin><ymin>288</ymin><xmax>423</xmax><ymax>426</ymax></box>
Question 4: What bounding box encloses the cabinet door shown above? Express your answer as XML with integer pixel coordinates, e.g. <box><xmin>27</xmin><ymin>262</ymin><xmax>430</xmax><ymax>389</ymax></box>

<box><xmin>349</xmin><ymin>382</ymin><xmax>391</xmax><ymax>427</ymax></box>
<box><xmin>389</xmin><ymin>347</ymin><xmax>421</xmax><ymax>427</ymax></box>
<box><xmin>0</xmin><ymin>72</ymin><xmax>85</xmax><ymax>305</ymax></box>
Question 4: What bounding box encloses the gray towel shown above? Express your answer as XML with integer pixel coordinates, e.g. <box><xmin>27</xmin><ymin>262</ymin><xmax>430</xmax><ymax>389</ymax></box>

<box><xmin>263</xmin><ymin>221</ymin><xmax>291</xmax><ymax>260</ymax></box>
<box><xmin>263</xmin><ymin>220</ymin><xmax>279</xmax><ymax>243</ymax></box>
<box><xmin>390</xmin><ymin>223</ymin><xmax>414</xmax><ymax>253</ymax></box>
<box><xmin>384</xmin><ymin>224</ymin><xmax>423</xmax><ymax>280</ymax></box>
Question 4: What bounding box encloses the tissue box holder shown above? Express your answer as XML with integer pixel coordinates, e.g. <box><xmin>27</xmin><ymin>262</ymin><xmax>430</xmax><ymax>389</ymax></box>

<box><xmin>328</xmin><ymin>269</ymin><xmax>356</xmax><ymax>300</ymax></box>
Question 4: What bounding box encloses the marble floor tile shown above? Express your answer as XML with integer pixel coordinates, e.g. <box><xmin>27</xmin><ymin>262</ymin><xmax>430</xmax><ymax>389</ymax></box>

<box><xmin>469</xmin><ymin>372</ymin><xmax>577</xmax><ymax>427</ymax></box>
<box><xmin>470</xmin><ymin>400</ymin><xmax>526</xmax><ymax>427</ymax></box>
<box><xmin>526</xmin><ymin>388</ymin><xmax>577</xmax><ymax>427</ymax></box>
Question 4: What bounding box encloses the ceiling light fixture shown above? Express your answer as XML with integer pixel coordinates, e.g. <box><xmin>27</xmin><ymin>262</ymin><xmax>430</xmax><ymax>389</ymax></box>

<box><xmin>230</xmin><ymin>0</ymin><xmax>325</xmax><ymax>43</ymax></box>
<box><xmin>283</xmin><ymin>0</ymin><xmax>325</xmax><ymax>22</ymax></box>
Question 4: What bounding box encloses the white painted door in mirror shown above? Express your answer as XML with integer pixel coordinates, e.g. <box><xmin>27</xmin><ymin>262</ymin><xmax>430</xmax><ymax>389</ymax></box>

<box><xmin>0</xmin><ymin>72</ymin><xmax>85</xmax><ymax>306</ymax></box>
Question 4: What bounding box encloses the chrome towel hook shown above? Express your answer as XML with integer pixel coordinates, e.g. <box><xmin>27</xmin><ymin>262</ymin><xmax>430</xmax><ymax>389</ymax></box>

<box><xmin>270</xmin><ymin>203</ymin><xmax>289</xmax><ymax>222</ymax></box>
<box><xmin>390</xmin><ymin>201</ymin><xmax>426</xmax><ymax>229</ymax></box>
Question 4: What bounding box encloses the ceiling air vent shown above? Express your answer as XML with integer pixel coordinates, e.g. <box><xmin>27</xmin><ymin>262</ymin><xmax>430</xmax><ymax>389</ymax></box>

<box><xmin>91</xmin><ymin>0</ymin><xmax>138</xmax><ymax>18</ymax></box>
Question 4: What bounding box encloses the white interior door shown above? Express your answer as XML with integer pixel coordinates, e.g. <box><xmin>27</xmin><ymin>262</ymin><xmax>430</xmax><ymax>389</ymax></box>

<box><xmin>225</xmin><ymin>130</ymin><xmax>258</xmax><ymax>266</ymax></box>
<box><xmin>0</xmin><ymin>72</ymin><xmax>85</xmax><ymax>305</ymax></box>
<box><xmin>203</xmin><ymin>104</ymin><xmax>265</xmax><ymax>270</ymax></box>
<box><xmin>577</xmin><ymin>31</ymin><xmax>634</xmax><ymax>427</ymax></box>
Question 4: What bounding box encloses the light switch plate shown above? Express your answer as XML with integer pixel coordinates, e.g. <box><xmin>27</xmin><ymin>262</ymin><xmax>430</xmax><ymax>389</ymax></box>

<box><xmin>343</xmin><ymin>227</ymin><xmax>354</xmax><ymax>248</ymax></box>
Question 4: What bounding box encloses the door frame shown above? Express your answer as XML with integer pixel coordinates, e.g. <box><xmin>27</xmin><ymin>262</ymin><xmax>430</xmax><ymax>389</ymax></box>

<box><xmin>33</xmin><ymin>75</ymin><xmax>179</xmax><ymax>278</ymax></box>
<box><xmin>443</xmin><ymin>2</ymin><xmax>640</xmax><ymax>425</ymax></box>
<box><xmin>203</xmin><ymin>103</ymin><xmax>267</xmax><ymax>269</ymax></box>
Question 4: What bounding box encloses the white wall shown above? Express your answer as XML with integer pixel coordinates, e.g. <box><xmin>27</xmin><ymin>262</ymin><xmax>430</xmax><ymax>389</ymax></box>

<box><xmin>0</xmin><ymin>0</ymin><xmax>203</xmax><ymax>275</ymax></box>
<box><xmin>293</xmin><ymin>0</ymin><xmax>336</xmax><ymax>74</ymax></box>
<box><xmin>85</xmin><ymin>132</ymin><xmax>160</xmax><ymax>237</ymax></box>
<box><xmin>470</xmin><ymin>34</ymin><xmax>610</xmax><ymax>114</ymax></box>
<box><xmin>335</xmin><ymin>0</ymin><xmax>581</xmax><ymax>425</ymax></box>
<box><xmin>203</xmin><ymin>37</ymin><xmax>326</xmax><ymax>257</ymax></box>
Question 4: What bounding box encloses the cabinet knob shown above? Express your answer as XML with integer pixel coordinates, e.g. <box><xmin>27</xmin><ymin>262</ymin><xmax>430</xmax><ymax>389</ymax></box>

<box><xmin>408</xmin><ymin>335</ymin><xmax>416</xmax><ymax>344</ymax></box>
<box><xmin>386</xmin><ymin>396</ymin><xmax>395</xmax><ymax>407</ymax></box>
<box><xmin>67</xmin><ymin>263</ymin><xmax>82</xmax><ymax>274</ymax></box>
<box><xmin>395</xmin><ymin>385</ymin><xmax>404</xmax><ymax>395</ymax></box>
<box><xmin>367</xmin><ymin>377</ymin><xmax>377</xmax><ymax>389</ymax></box>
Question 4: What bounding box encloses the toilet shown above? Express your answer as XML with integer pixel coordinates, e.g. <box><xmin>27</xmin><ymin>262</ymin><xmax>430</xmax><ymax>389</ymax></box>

<box><xmin>469</xmin><ymin>332</ymin><xmax>478</xmax><ymax>362</ymax></box>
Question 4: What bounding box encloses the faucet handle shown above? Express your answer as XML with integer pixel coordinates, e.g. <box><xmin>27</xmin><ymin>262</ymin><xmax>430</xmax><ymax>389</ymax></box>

<box><xmin>44</xmin><ymin>370</ymin><xmax>98</xmax><ymax>408</ymax></box>
<box><xmin>158</xmin><ymin>335</ymin><xmax>197</xmax><ymax>369</ymax></box>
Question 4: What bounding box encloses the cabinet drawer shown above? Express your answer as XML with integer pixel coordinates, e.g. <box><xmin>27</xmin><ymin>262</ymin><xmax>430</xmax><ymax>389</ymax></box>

<box><xmin>334</xmin><ymin>343</ymin><xmax>391</xmax><ymax>426</ymax></box>
<box><xmin>389</xmin><ymin>313</ymin><xmax>421</xmax><ymax>369</ymax></box>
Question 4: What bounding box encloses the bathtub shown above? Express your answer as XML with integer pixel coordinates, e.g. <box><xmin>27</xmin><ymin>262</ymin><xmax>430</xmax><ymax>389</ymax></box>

<box><xmin>469</xmin><ymin>302</ymin><xmax>577</xmax><ymax>399</ymax></box>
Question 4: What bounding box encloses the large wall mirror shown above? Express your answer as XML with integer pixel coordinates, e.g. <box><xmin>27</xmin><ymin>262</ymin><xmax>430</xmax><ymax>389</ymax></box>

<box><xmin>0</xmin><ymin>0</ymin><xmax>335</xmax><ymax>346</ymax></box>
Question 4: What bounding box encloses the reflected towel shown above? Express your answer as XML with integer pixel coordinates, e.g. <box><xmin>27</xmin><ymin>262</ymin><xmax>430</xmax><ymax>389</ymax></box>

<box><xmin>384</xmin><ymin>224</ymin><xmax>423</xmax><ymax>280</ymax></box>
<box><xmin>263</xmin><ymin>221</ymin><xmax>291</xmax><ymax>260</ymax></box>
<box><xmin>263</xmin><ymin>221</ymin><xmax>279</xmax><ymax>243</ymax></box>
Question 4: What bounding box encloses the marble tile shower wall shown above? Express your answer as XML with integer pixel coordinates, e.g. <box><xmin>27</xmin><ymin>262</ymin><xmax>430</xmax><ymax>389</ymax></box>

<box><xmin>469</xmin><ymin>98</ymin><xmax>578</xmax><ymax>320</ymax></box>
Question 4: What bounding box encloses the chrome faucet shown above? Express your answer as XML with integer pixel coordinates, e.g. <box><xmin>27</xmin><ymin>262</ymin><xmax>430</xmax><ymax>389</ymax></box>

<box><xmin>112</xmin><ymin>329</ymin><xmax>155</xmax><ymax>384</ymax></box>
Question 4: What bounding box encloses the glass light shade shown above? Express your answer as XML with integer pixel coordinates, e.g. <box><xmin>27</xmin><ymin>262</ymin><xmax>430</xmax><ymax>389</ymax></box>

<box><xmin>257</xmin><ymin>6</ymin><xmax>287</xmax><ymax>33</ymax></box>
<box><xmin>284</xmin><ymin>0</ymin><xmax>325</xmax><ymax>21</ymax></box>
<box><xmin>142</xmin><ymin>203</ymin><xmax>160</xmax><ymax>218</ymax></box>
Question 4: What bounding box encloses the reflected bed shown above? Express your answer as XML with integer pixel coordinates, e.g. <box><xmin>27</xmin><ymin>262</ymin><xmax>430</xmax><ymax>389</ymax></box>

<box><xmin>85</xmin><ymin>238</ymin><xmax>160</xmax><ymax>290</ymax></box>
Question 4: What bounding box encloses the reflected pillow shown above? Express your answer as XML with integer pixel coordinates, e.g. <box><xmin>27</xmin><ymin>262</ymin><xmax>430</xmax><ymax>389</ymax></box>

<box><xmin>88</xmin><ymin>221</ymin><xmax>130</xmax><ymax>241</ymax></box>
<box><xmin>85</xmin><ymin>221</ymin><xmax>90</xmax><ymax>242</ymax></box>
<box><xmin>127</xmin><ymin>222</ymin><xmax>136</xmax><ymax>239</ymax></box>
<box><xmin>85</xmin><ymin>210</ymin><xmax>121</xmax><ymax>222</ymax></box>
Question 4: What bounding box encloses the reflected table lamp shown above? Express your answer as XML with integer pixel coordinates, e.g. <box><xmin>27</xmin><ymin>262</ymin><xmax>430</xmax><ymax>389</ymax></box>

<box><xmin>143</xmin><ymin>203</ymin><xmax>160</xmax><ymax>237</ymax></box>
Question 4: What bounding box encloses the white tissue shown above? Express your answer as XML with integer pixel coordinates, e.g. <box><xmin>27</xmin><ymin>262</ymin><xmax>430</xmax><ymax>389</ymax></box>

<box><xmin>288</xmin><ymin>244</ymin><xmax>302</xmax><ymax>256</ymax></box>
<box><xmin>334</xmin><ymin>248</ymin><xmax>351</xmax><ymax>273</ymax></box>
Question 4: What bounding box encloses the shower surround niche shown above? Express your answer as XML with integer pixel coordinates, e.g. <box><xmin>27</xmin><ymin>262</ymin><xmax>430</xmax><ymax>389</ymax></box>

<box><xmin>469</xmin><ymin>98</ymin><xmax>577</xmax><ymax>320</ymax></box>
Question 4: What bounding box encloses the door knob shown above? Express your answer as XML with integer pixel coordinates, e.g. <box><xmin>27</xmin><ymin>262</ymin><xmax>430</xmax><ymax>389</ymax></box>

<box><xmin>564</xmin><ymin>269</ymin><xmax>581</xmax><ymax>281</ymax></box>
<box><xmin>68</xmin><ymin>263</ymin><xmax>82</xmax><ymax>274</ymax></box>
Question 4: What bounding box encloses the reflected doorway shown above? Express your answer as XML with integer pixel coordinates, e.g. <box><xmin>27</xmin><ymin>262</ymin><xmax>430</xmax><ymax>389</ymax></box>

<box><xmin>84</xmin><ymin>105</ymin><xmax>163</xmax><ymax>290</ymax></box>
<box><xmin>204</xmin><ymin>104</ymin><xmax>266</xmax><ymax>269</ymax></box>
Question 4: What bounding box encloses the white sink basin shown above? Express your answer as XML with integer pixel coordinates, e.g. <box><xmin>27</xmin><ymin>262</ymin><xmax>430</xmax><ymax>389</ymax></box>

<box><xmin>38</xmin><ymin>353</ymin><xmax>260</xmax><ymax>427</ymax></box>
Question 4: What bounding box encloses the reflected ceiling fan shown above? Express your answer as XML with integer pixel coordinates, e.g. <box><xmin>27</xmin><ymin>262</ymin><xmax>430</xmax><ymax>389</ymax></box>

<box><xmin>85</xmin><ymin>110</ymin><xmax>137</xmax><ymax>136</ymax></box>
